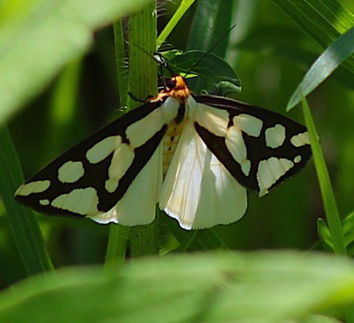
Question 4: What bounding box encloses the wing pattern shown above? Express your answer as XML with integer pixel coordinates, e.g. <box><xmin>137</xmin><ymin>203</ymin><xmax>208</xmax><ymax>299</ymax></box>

<box><xmin>16</xmin><ymin>99</ymin><xmax>179</xmax><ymax>224</ymax></box>
<box><xmin>15</xmin><ymin>75</ymin><xmax>312</xmax><ymax>229</ymax></box>
<box><xmin>193</xmin><ymin>95</ymin><xmax>312</xmax><ymax>197</ymax></box>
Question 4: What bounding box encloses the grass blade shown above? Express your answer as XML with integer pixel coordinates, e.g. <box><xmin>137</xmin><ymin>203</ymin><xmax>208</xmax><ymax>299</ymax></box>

<box><xmin>301</xmin><ymin>97</ymin><xmax>346</xmax><ymax>255</ymax></box>
<box><xmin>0</xmin><ymin>125</ymin><xmax>53</xmax><ymax>274</ymax></box>
<box><xmin>288</xmin><ymin>27</ymin><xmax>354</xmax><ymax>110</ymax></box>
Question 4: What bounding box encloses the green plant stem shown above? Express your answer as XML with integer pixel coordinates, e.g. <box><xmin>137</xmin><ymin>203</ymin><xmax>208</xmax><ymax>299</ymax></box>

<box><xmin>127</xmin><ymin>3</ymin><xmax>157</xmax><ymax>109</ymax></box>
<box><xmin>301</xmin><ymin>97</ymin><xmax>346</xmax><ymax>255</ymax></box>
<box><xmin>105</xmin><ymin>3</ymin><xmax>159</xmax><ymax>267</ymax></box>
<box><xmin>104</xmin><ymin>20</ymin><xmax>131</xmax><ymax>273</ymax></box>
<box><xmin>128</xmin><ymin>3</ymin><xmax>159</xmax><ymax>257</ymax></box>
<box><xmin>104</xmin><ymin>225</ymin><xmax>129</xmax><ymax>273</ymax></box>
<box><xmin>113</xmin><ymin>20</ymin><xmax>128</xmax><ymax>107</ymax></box>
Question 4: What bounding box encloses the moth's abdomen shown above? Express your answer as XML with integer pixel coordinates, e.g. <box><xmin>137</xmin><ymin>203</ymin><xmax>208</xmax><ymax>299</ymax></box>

<box><xmin>162</xmin><ymin>101</ymin><xmax>186</xmax><ymax>176</ymax></box>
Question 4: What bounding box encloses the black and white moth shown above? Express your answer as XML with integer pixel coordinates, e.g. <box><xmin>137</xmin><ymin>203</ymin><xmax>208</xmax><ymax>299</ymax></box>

<box><xmin>15</xmin><ymin>75</ymin><xmax>311</xmax><ymax>230</ymax></box>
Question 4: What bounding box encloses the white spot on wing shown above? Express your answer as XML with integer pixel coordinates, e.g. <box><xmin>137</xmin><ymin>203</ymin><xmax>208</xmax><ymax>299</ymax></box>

<box><xmin>233</xmin><ymin>114</ymin><xmax>263</xmax><ymax>137</ymax></box>
<box><xmin>290</xmin><ymin>132</ymin><xmax>310</xmax><ymax>147</ymax></box>
<box><xmin>105</xmin><ymin>143</ymin><xmax>135</xmax><ymax>193</ymax></box>
<box><xmin>191</xmin><ymin>102</ymin><xmax>255</xmax><ymax>178</ymax></box>
<box><xmin>257</xmin><ymin>157</ymin><xmax>294</xmax><ymax>197</ymax></box>
<box><xmin>241</xmin><ymin>161</ymin><xmax>251</xmax><ymax>176</ymax></box>
<box><xmin>192</xmin><ymin>102</ymin><xmax>229</xmax><ymax>137</ymax></box>
<box><xmin>294</xmin><ymin>155</ymin><xmax>302</xmax><ymax>163</ymax></box>
<box><xmin>15</xmin><ymin>180</ymin><xmax>51</xmax><ymax>196</ymax></box>
<box><xmin>57</xmin><ymin>161</ymin><xmax>85</xmax><ymax>183</ymax></box>
<box><xmin>90</xmin><ymin>143</ymin><xmax>163</xmax><ymax>225</ymax></box>
<box><xmin>39</xmin><ymin>199</ymin><xmax>49</xmax><ymax>206</ymax></box>
<box><xmin>51</xmin><ymin>187</ymin><xmax>99</xmax><ymax>216</ymax></box>
<box><xmin>265</xmin><ymin>124</ymin><xmax>286</xmax><ymax>148</ymax></box>
<box><xmin>126</xmin><ymin>107</ymin><xmax>168</xmax><ymax>149</ymax></box>
<box><xmin>86</xmin><ymin>136</ymin><xmax>122</xmax><ymax>164</ymax></box>
<box><xmin>225</xmin><ymin>125</ymin><xmax>251</xmax><ymax>176</ymax></box>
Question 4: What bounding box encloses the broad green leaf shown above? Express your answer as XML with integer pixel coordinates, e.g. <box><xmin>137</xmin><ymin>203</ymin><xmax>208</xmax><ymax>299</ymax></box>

<box><xmin>0</xmin><ymin>0</ymin><xmax>153</xmax><ymax>124</ymax></box>
<box><xmin>0</xmin><ymin>251</ymin><xmax>353</xmax><ymax>322</ymax></box>
<box><xmin>185</xmin><ymin>0</ymin><xmax>236</xmax><ymax>93</ymax></box>
<box><xmin>186</xmin><ymin>0</ymin><xmax>235</xmax><ymax>58</ymax></box>
<box><xmin>167</xmin><ymin>50</ymin><xmax>241</xmax><ymax>96</ymax></box>
<box><xmin>288</xmin><ymin>27</ymin><xmax>354</xmax><ymax>110</ymax></box>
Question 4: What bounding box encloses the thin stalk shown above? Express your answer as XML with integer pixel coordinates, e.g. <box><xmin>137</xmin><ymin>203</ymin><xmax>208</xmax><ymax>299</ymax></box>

<box><xmin>301</xmin><ymin>97</ymin><xmax>346</xmax><ymax>255</ymax></box>
<box><xmin>127</xmin><ymin>2</ymin><xmax>159</xmax><ymax>257</ymax></box>
<box><xmin>157</xmin><ymin>0</ymin><xmax>196</xmax><ymax>47</ymax></box>
<box><xmin>105</xmin><ymin>2</ymin><xmax>159</xmax><ymax>265</ymax></box>
<box><xmin>104</xmin><ymin>20</ymin><xmax>131</xmax><ymax>272</ymax></box>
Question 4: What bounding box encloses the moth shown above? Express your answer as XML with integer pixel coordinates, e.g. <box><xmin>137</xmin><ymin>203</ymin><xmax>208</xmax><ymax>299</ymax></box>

<box><xmin>15</xmin><ymin>74</ymin><xmax>311</xmax><ymax>230</ymax></box>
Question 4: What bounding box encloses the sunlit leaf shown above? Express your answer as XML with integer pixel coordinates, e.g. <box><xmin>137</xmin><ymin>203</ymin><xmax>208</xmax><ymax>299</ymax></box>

<box><xmin>0</xmin><ymin>0</ymin><xmax>153</xmax><ymax>124</ymax></box>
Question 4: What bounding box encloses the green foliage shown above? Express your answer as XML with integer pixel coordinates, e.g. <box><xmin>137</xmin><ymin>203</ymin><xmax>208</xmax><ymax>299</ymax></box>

<box><xmin>1</xmin><ymin>0</ymin><xmax>354</xmax><ymax>321</ymax></box>
<box><xmin>0</xmin><ymin>252</ymin><xmax>353</xmax><ymax>322</ymax></box>
<box><xmin>163</xmin><ymin>50</ymin><xmax>241</xmax><ymax>95</ymax></box>
<box><xmin>288</xmin><ymin>27</ymin><xmax>354</xmax><ymax>110</ymax></box>
<box><xmin>0</xmin><ymin>0</ymin><xmax>153</xmax><ymax>123</ymax></box>
<box><xmin>0</xmin><ymin>126</ymin><xmax>53</xmax><ymax>274</ymax></box>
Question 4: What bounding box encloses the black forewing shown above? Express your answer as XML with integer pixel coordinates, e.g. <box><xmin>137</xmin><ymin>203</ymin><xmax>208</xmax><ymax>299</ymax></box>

<box><xmin>15</xmin><ymin>100</ymin><xmax>166</xmax><ymax>217</ymax></box>
<box><xmin>194</xmin><ymin>94</ymin><xmax>312</xmax><ymax>193</ymax></box>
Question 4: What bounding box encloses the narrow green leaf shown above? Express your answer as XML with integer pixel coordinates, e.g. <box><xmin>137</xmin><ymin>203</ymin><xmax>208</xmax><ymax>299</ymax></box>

<box><xmin>0</xmin><ymin>251</ymin><xmax>353</xmax><ymax>322</ymax></box>
<box><xmin>157</xmin><ymin>0</ymin><xmax>196</xmax><ymax>47</ymax></box>
<box><xmin>273</xmin><ymin>0</ymin><xmax>354</xmax><ymax>56</ymax></box>
<box><xmin>301</xmin><ymin>97</ymin><xmax>346</xmax><ymax>255</ymax></box>
<box><xmin>317</xmin><ymin>218</ymin><xmax>333</xmax><ymax>252</ymax></box>
<box><xmin>341</xmin><ymin>211</ymin><xmax>354</xmax><ymax>256</ymax></box>
<box><xmin>0</xmin><ymin>125</ymin><xmax>53</xmax><ymax>274</ymax></box>
<box><xmin>0</xmin><ymin>0</ymin><xmax>153</xmax><ymax>124</ymax></box>
<box><xmin>288</xmin><ymin>27</ymin><xmax>354</xmax><ymax>110</ymax></box>
<box><xmin>236</xmin><ymin>24</ymin><xmax>354</xmax><ymax>91</ymax></box>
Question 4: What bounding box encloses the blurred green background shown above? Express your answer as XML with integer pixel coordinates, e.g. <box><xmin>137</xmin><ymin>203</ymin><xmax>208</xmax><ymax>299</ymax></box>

<box><xmin>1</xmin><ymin>0</ymin><xmax>354</xmax><ymax>289</ymax></box>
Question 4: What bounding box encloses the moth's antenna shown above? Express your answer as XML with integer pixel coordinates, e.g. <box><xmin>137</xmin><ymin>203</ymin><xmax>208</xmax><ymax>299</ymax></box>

<box><xmin>184</xmin><ymin>25</ymin><xmax>236</xmax><ymax>78</ymax></box>
<box><xmin>153</xmin><ymin>52</ymin><xmax>175</xmax><ymax>76</ymax></box>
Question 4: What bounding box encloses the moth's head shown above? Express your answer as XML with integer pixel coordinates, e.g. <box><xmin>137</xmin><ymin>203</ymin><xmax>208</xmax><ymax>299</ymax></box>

<box><xmin>166</xmin><ymin>75</ymin><xmax>186</xmax><ymax>90</ymax></box>
<box><xmin>167</xmin><ymin>75</ymin><xmax>190</xmax><ymax>99</ymax></box>
<box><xmin>151</xmin><ymin>75</ymin><xmax>190</xmax><ymax>103</ymax></box>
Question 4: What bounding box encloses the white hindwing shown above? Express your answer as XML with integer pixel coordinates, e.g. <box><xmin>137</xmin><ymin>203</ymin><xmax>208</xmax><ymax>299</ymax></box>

<box><xmin>159</xmin><ymin>96</ymin><xmax>247</xmax><ymax>229</ymax></box>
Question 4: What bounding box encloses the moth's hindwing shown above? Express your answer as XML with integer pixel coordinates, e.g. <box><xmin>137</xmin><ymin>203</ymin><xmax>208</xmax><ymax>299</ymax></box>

<box><xmin>194</xmin><ymin>95</ymin><xmax>312</xmax><ymax>197</ymax></box>
<box><xmin>15</xmin><ymin>100</ymin><xmax>168</xmax><ymax>218</ymax></box>
<box><xmin>159</xmin><ymin>114</ymin><xmax>248</xmax><ymax>230</ymax></box>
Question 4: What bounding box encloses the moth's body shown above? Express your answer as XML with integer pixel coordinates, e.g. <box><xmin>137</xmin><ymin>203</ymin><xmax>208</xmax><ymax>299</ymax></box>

<box><xmin>15</xmin><ymin>76</ymin><xmax>312</xmax><ymax>230</ymax></box>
